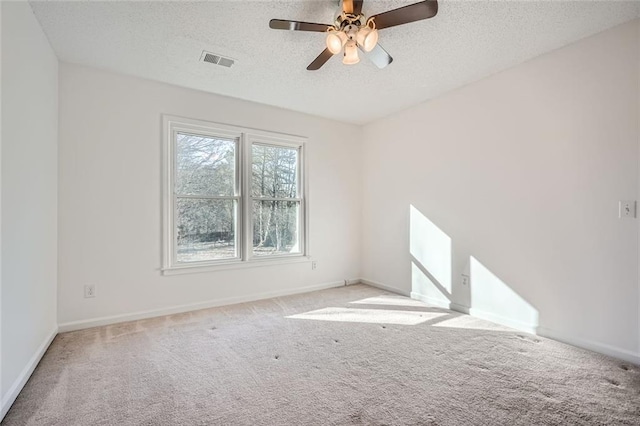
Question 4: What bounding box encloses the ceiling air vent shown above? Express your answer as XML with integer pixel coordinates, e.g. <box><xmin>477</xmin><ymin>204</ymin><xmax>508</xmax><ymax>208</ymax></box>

<box><xmin>201</xmin><ymin>51</ymin><xmax>235</xmax><ymax>68</ymax></box>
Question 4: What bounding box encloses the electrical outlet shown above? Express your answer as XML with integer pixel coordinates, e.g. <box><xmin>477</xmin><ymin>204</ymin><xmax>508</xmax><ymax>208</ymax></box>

<box><xmin>619</xmin><ymin>201</ymin><xmax>636</xmax><ymax>218</ymax></box>
<box><xmin>84</xmin><ymin>284</ymin><xmax>96</xmax><ymax>298</ymax></box>
<box><xmin>461</xmin><ymin>275</ymin><xmax>470</xmax><ymax>286</ymax></box>
<box><xmin>312</xmin><ymin>261</ymin><xmax>317</xmax><ymax>270</ymax></box>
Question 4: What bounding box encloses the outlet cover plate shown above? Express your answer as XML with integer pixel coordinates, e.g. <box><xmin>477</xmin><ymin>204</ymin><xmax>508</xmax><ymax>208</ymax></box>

<box><xmin>84</xmin><ymin>284</ymin><xmax>96</xmax><ymax>298</ymax></box>
<box><xmin>619</xmin><ymin>200</ymin><xmax>636</xmax><ymax>218</ymax></box>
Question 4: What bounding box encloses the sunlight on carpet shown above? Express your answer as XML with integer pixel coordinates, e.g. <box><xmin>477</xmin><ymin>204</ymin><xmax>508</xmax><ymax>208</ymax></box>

<box><xmin>287</xmin><ymin>307</ymin><xmax>447</xmax><ymax>325</ymax></box>
<box><xmin>348</xmin><ymin>295</ymin><xmax>431</xmax><ymax>308</ymax></box>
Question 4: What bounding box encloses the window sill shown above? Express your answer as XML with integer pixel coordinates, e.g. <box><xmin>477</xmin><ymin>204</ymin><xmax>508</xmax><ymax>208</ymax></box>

<box><xmin>161</xmin><ymin>255</ymin><xmax>312</xmax><ymax>276</ymax></box>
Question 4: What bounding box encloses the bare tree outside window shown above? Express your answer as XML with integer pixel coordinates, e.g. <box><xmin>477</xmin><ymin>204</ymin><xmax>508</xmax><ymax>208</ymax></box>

<box><xmin>175</xmin><ymin>133</ymin><xmax>237</xmax><ymax>262</ymax></box>
<box><xmin>252</xmin><ymin>144</ymin><xmax>301</xmax><ymax>256</ymax></box>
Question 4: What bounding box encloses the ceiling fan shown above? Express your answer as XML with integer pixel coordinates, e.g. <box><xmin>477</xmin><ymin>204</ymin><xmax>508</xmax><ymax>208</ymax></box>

<box><xmin>269</xmin><ymin>0</ymin><xmax>438</xmax><ymax>70</ymax></box>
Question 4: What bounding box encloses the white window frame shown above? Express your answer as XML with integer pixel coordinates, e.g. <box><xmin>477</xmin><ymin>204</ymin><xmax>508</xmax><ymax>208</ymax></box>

<box><xmin>162</xmin><ymin>115</ymin><xmax>309</xmax><ymax>275</ymax></box>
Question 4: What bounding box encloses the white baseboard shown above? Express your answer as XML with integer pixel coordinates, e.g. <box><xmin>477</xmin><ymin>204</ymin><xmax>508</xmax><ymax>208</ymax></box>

<box><xmin>467</xmin><ymin>307</ymin><xmax>538</xmax><ymax>335</ymax></box>
<box><xmin>449</xmin><ymin>303</ymin><xmax>470</xmax><ymax>314</ymax></box>
<box><xmin>409</xmin><ymin>291</ymin><xmax>470</xmax><ymax>314</ymax></box>
<box><xmin>537</xmin><ymin>326</ymin><xmax>640</xmax><ymax>366</ymax></box>
<box><xmin>1</xmin><ymin>326</ymin><xmax>58</xmax><ymax>421</ymax></box>
<box><xmin>58</xmin><ymin>280</ymin><xmax>347</xmax><ymax>333</ymax></box>
<box><xmin>410</xmin><ymin>291</ymin><xmax>450</xmax><ymax>309</ymax></box>
<box><xmin>359</xmin><ymin>278</ymin><xmax>411</xmax><ymax>297</ymax></box>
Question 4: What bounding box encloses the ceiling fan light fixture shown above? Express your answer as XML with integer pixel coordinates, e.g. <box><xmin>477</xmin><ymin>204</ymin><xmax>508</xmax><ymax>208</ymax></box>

<box><xmin>365</xmin><ymin>28</ymin><xmax>379</xmax><ymax>52</ymax></box>
<box><xmin>326</xmin><ymin>30</ymin><xmax>347</xmax><ymax>54</ymax></box>
<box><xmin>343</xmin><ymin>40</ymin><xmax>360</xmax><ymax>65</ymax></box>
<box><xmin>357</xmin><ymin>20</ymin><xmax>379</xmax><ymax>52</ymax></box>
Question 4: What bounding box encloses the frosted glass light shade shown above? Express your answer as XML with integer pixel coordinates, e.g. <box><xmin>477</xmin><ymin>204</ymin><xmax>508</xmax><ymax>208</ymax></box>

<box><xmin>326</xmin><ymin>31</ymin><xmax>347</xmax><ymax>55</ymax></box>
<box><xmin>356</xmin><ymin>27</ymin><xmax>378</xmax><ymax>52</ymax></box>
<box><xmin>343</xmin><ymin>41</ymin><xmax>359</xmax><ymax>65</ymax></box>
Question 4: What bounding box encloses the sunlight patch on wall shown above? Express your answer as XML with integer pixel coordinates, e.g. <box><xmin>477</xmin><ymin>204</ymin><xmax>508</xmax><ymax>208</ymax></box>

<box><xmin>287</xmin><ymin>307</ymin><xmax>447</xmax><ymax>325</ymax></box>
<box><xmin>410</xmin><ymin>205</ymin><xmax>452</xmax><ymax>304</ymax></box>
<box><xmin>411</xmin><ymin>262</ymin><xmax>450</xmax><ymax>306</ymax></box>
<box><xmin>469</xmin><ymin>256</ymin><xmax>539</xmax><ymax>331</ymax></box>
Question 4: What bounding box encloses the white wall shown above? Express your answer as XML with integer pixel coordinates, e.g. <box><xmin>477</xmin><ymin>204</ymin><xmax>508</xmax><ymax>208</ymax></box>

<box><xmin>0</xmin><ymin>0</ymin><xmax>3</xmax><ymax>418</ymax></box>
<box><xmin>362</xmin><ymin>20</ymin><xmax>640</xmax><ymax>362</ymax></box>
<box><xmin>57</xmin><ymin>63</ymin><xmax>362</xmax><ymax>328</ymax></box>
<box><xmin>1</xmin><ymin>1</ymin><xmax>58</xmax><ymax>418</ymax></box>
<box><xmin>6</xmin><ymin>6</ymin><xmax>638</xmax><ymax>394</ymax></box>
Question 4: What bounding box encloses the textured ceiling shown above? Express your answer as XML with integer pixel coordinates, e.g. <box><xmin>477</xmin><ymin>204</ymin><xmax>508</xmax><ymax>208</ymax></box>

<box><xmin>30</xmin><ymin>1</ymin><xmax>640</xmax><ymax>124</ymax></box>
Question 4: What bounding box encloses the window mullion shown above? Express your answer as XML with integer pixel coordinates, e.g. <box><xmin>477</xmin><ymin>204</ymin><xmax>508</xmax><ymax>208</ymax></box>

<box><xmin>300</xmin><ymin>144</ymin><xmax>308</xmax><ymax>256</ymax></box>
<box><xmin>241</xmin><ymin>133</ymin><xmax>252</xmax><ymax>261</ymax></box>
<box><xmin>252</xmin><ymin>197</ymin><xmax>301</xmax><ymax>202</ymax></box>
<box><xmin>235</xmin><ymin>136</ymin><xmax>242</xmax><ymax>261</ymax></box>
<box><xmin>175</xmin><ymin>194</ymin><xmax>239</xmax><ymax>200</ymax></box>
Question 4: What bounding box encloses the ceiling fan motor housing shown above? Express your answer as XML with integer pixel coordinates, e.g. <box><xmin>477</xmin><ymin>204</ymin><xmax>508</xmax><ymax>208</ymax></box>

<box><xmin>343</xmin><ymin>24</ymin><xmax>359</xmax><ymax>40</ymax></box>
<box><xmin>334</xmin><ymin>13</ymin><xmax>366</xmax><ymax>32</ymax></box>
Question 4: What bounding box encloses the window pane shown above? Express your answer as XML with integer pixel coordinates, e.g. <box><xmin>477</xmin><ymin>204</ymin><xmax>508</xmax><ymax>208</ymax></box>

<box><xmin>252</xmin><ymin>144</ymin><xmax>298</xmax><ymax>198</ymax></box>
<box><xmin>176</xmin><ymin>133</ymin><xmax>236</xmax><ymax>196</ymax></box>
<box><xmin>253</xmin><ymin>200</ymin><xmax>300</xmax><ymax>256</ymax></box>
<box><xmin>177</xmin><ymin>198</ymin><xmax>236</xmax><ymax>262</ymax></box>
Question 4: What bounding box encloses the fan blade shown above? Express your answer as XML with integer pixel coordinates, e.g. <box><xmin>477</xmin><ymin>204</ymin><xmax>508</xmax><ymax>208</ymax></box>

<box><xmin>370</xmin><ymin>0</ymin><xmax>438</xmax><ymax>30</ymax></box>
<box><xmin>360</xmin><ymin>44</ymin><xmax>393</xmax><ymax>69</ymax></box>
<box><xmin>307</xmin><ymin>48</ymin><xmax>334</xmax><ymax>71</ymax></box>
<box><xmin>343</xmin><ymin>0</ymin><xmax>364</xmax><ymax>15</ymax></box>
<box><xmin>269</xmin><ymin>19</ymin><xmax>331</xmax><ymax>32</ymax></box>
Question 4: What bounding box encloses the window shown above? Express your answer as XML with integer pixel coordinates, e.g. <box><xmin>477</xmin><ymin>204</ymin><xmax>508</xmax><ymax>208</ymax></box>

<box><xmin>162</xmin><ymin>116</ymin><xmax>308</xmax><ymax>274</ymax></box>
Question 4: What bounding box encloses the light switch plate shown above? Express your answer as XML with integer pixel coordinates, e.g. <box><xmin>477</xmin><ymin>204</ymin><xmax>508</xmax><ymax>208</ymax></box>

<box><xmin>619</xmin><ymin>201</ymin><xmax>636</xmax><ymax>218</ymax></box>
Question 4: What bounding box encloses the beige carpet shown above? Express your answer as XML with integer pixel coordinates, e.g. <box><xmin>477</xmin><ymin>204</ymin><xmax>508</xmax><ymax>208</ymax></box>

<box><xmin>3</xmin><ymin>284</ymin><xmax>639</xmax><ymax>425</ymax></box>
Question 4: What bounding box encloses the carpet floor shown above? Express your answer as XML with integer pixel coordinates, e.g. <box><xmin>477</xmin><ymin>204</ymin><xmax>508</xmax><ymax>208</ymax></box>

<box><xmin>2</xmin><ymin>284</ymin><xmax>639</xmax><ymax>425</ymax></box>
